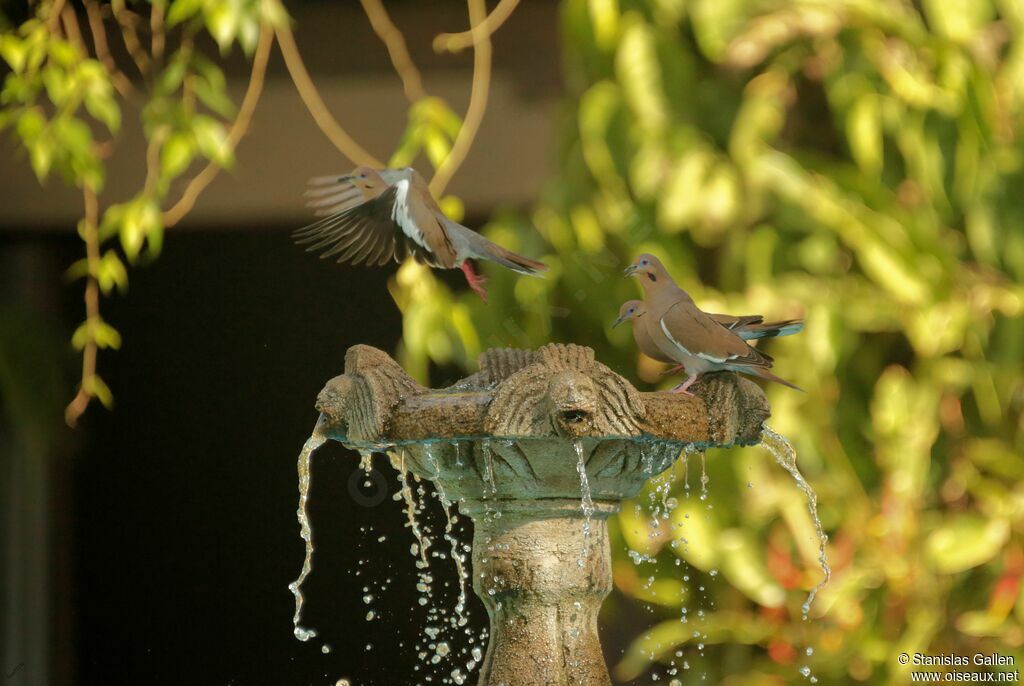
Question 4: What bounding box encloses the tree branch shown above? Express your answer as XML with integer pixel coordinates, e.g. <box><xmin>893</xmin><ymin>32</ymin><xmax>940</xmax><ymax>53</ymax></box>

<box><xmin>60</xmin><ymin>4</ymin><xmax>86</xmax><ymax>55</ymax></box>
<box><xmin>433</xmin><ymin>0</ymin><xmax>519</xmax><ymax>54</ymax></box>
<box><xmin>359</xmin><ymin>0</ymin><xmax>427</xmax><ymax>103</ymax></box>
<box><xmin>275</xmin><ymin>21</ymin><xmax>383</xmax><ymax>168</ymax></box>
<box><xmin>48</xmin><ymin>0</ymin><xmax>68</xmax><ymax>32</ymax></box>
<box><xmin>150</xmin><ymin>0</ymin><xmax>165</xmax><ymax>64</ymax></box>
<box><xmin>84</xmin><ymin>0</ymin><xmax>133</xmax><ymax>97</ymax></box>
<box><xmin>429</xmin><ymin>0</ymin><xmax>491</xmax><ymax>196</ymax></box>
<box><xmin>110</xmin><ymin>0</ymin><xmax>152</xmax><ymax>76</ymax></box>
<box><xmin>164</xmin><ymin>24</ymin><xmax>273</xmax><ymax>227</ymax></box>
<box><xmin>65</xmin><ymin>186</ymin><xmax>101</xmax><ymax>427</ymax></box>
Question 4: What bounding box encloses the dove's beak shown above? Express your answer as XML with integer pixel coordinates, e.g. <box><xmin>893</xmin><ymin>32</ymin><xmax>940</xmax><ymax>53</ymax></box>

<box><xmin>612</xmin><ymin>313</ymin><xmax>628</xmax><ymax>328</ymax></box>
<box><xmin>623</xmin><ymin>264</ymin><xmax>639</xmax><ymax>277</ymax></box>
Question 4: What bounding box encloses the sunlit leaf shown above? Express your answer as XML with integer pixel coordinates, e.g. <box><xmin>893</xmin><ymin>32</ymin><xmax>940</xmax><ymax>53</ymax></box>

<box><xmin>926</xmin><ymin>515</ymin><xmax>1009</xmax><ymax>574</ymax></box>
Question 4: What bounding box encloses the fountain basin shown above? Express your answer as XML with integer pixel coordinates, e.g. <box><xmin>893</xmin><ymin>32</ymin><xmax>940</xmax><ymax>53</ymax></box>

<box><xmin>311</xmin><ymin>342</ymin><xmax>770</xmax><ymax>685</ymax></box>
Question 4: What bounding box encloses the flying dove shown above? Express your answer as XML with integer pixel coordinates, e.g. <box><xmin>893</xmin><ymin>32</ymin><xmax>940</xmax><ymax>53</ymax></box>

<box><xmin>623</xmin><ymin>254</ymin><xmax>803</xmax><ymax>394</ymax></box>
<box><xmin>293</xmin><ymin>166</ymin><xmax>548</xmax><ymax>300</ymax></box>
<box><xmin>613</xmin><ymin>299</ymin><xmax>804</xmax><ymax>373</ymax></box>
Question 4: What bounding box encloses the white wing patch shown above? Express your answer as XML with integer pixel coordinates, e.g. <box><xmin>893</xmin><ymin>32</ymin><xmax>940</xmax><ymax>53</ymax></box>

<box><xmin>660</xmin><ymin>318</ymin><xmax>693</xmax><ymax>357</ymax></box>
<box><xmin>389</xmin><ymin>179</ymin><xmax>429</xmax><ymax>249</ymax></box>
<box><xmin>660</xmin><ymin>317</ymin><xmax>732</xmax><ymax>364</ymax></box>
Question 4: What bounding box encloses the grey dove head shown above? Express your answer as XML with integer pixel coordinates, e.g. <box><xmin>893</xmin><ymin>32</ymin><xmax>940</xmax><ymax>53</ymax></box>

<box><xmin>623</xmin><ymin>253</ymin><xmax>673</xmax><ymax>292</ymax></box>
<box><xmin>342</xmin><ymin>166</ymin><xmax>386</xmax><ymax>191</ymax></box>
<box><xmin>612</xmin><ymin>300</ymin><xmax>646</xmax><ymax>328</ymax></box>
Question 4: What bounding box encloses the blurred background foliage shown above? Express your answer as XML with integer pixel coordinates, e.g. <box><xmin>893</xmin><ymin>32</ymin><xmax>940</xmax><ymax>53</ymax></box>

<box><xmin>393</xmin><ymin>0</ymin><xmax>1024</xmax><ymax>682</ymax></box>
<box><xmin>4</xmin><ymin>0</ymin><xmax>1024</xmax><ymax>683</ymax></box>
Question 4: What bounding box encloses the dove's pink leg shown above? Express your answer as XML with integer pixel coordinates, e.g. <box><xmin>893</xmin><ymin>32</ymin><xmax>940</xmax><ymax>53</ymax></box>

<box><xmin>660</xmin><ymin>364</ymin><xmax>685</xmax><ymax>377</ymax></box>
<box><xmin>671</xmin><ymin>373</ymin><xmax>699</xmax><ymax>396</ymax></box>
<box><xmin>460</xmin><ymin>261</ymin><xmax>489</xmax><ymax>301</ymax></box>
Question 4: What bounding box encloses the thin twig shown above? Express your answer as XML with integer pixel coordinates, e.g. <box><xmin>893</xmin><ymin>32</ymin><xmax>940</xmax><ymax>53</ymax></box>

<box><xmin>433</xmin><ymin>0</ymin><xmax>520</xmax><ymax>54</ymax></box>
<box><xmin>60</xmin><ymin>4</ymin><xmax>87</xmax><ymax>55</ymax></box>
<box><xmin>84</xmin><ymin>0</ymin><xmax>133</xmax><ymax>97</ymax></box>
<box><xmin>164</xmin><ymin>25</ymin><xmax>273</xmax><ymax>227</ymax></box>
<box><xmin>111</xmin><ymin>0</ymin><xmax>152</xmax><ymax>76</ymax></box>
<box><xmin>150</xmin><ymin>0</ymin><xmax>165</xmax><ymax>64</ymax></box>
<box><xmin>48</xmin><ymin>0</ymin><xmax>68</xmax><ymax>32</ymax></box>
<box><xmin>275</xmin><ymin>21</ymin><xmax>383</xmax><ymax>168</ymax></box>
<box><xmin>429</xmin><ymin>0</ymin><xmax>491</xmax><ymax>196</ymax></box>
<box><xmin>359</xmin><ymin>0</ymin><xmax>427</xmax><ymax>103</ymax></box>
<box><xmin>65</xmin><ymin>186</ymin><xmax>101</xmax><ymax>427</ymax></box>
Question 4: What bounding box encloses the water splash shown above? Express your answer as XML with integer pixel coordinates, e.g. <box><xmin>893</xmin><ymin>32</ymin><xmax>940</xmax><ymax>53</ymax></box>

<box><xmin>397</xmin><ymin>450</ymin><xmax>431</xmax><ymax>572</ymax></box>
<box><xmin>425</xmin><ymin>444</ymin><xmax>470</xmax><ymax>632</ymax></box>
<box><xmin>288</xmin><ymin>416</ymin><xmax>328</xmax><ymax>642</ymax></box>
<box><xmin>358</xmin><ymin>449</ymin><xmax>373</xmax><ymax>474</ymax></box>
<box><xmin>760</xmin><ymin>425</ymin><xmax>831</xmax><ymax>619</ymax></box>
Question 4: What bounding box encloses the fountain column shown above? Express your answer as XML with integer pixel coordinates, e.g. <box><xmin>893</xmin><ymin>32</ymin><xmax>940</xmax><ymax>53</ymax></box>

<box><xmin>312</xmin><ymin>343</ymin><xmax>770</xmax><ymax>686</ymax></box>
<box><xmin>464</xmin><ymin>499</ymin><xmax>616</xmax><ymax>685</ymax></box>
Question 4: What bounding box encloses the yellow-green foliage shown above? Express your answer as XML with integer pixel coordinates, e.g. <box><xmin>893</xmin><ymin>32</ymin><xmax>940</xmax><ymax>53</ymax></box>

<box><xmin>392</xmin><ymin>0</ymin><xmax>1024</xmax><ymax>681</ymax></box>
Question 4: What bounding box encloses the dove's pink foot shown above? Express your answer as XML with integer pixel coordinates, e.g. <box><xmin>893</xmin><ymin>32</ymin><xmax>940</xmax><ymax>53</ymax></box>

<box><xmin>660</xmin><ymin>364</ymin><xmax>685</xmax><ymax>377</ymax></box>
<box><xmin>670</xmin><ymin>373</ymin><xmax>699</xmax><ymax>396</ymax></box>
<box><xmin>460</xmin><ymin>261</ymin><xmax>489</xmax><ymax>301</ymax></box>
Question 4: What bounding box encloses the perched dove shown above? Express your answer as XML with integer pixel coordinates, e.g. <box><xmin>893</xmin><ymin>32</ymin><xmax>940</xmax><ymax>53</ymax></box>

<box><xmin>613</xmin><ymin>299</ymin><xmax>804</xmax><ymax>373</ymax></box>
<box><xmin>623</xmin><ymin>254</ymin><xmax>803</xmax><ymax>394</ymax></box>
<box><xmin>293</xmin><ymin>166</ymin><xmax>547</xmax><ymax>300</ymax></box>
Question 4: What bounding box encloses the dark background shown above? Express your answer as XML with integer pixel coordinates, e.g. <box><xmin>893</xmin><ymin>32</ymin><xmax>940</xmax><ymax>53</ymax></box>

<box><xmin>2</xmin><ymin>227</ymin><xmax>650</xmax><ymax>685</ymax></box>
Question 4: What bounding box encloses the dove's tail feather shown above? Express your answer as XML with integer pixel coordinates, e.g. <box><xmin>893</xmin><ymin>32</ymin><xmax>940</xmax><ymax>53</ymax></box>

<box><xmin>738</xmin><ymin>319</ymin><xmax>804</xmax><ymax>341</ymax></box>
<box><xmin>739</xmin><ymin>365</ymin><xmax>804</xmax><ymax>392</ymax></box>
<box><xmin>456</xmin><ymin>227</ymin><xmax>548</xmax><ymax>276</ymax></box>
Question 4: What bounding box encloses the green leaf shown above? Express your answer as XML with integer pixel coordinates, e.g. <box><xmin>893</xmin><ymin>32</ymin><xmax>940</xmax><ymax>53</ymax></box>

<box><xmin>206</xmin><ymin>2</ymin><xmax>239</xmax><ymax>52</ymax></box>
<box><xmin>192</xmin><ymin>116</ymin><xmax>232</xmax><ymax>167</ymax></box>
<box><xmin>97</xmin><ymin>251</ymin><xmax>129</xmax><ymax>294</ymax></box>
<box><xmin>48</xmin><ymin>40</ymin><xmax>78</xmax><ymax>68</ymax></box>
<box><xmin>71</xmin><ymin>319</ymin><xmax>120</xmax><ymax>350</ymax></box>
<box><xmin>84</xmin><ymin>91</ymin><xmax>121</xmax><ymax>134</ymax></box>
<box><xmin>237</xmin><ymin>15</ymin><xmax>260</xmax><ymax>55</ymax></box>
<box><xmin>161</xmin><ymin>131</ymin><xmax>196</xmax><ymax>179</ymax></box>
<box><xmin>93</xmin><ymin>321</ymin><xmax>122</xmax><ymax>350</ymax></box>
<box><xmin>83</xmin><ymin>374</ymin><xmax>114</xmax><ymax>409</ymax></box>
<box><xmin>423</xmin><ymin>127</ymin><xmax>450</xmax><ymax>169</ymax></box>
<box><xmin>65</xmin><ymin>258</ymin><xmax>92</xmax><ymax>282</ymax></box>
<box><xmin>53</xmin><ymin>117</ymin><xmax>93</xmax><ymax>158</ymax></box>
<box><xmin>157</xmin><ymin>57</ymin><xmax>188</xmax><ymax>95</ymax></box>
<box><xmin>98</xmin><ymin>203</ymin><xmax>127</xmax><ymax>241</ymax></box>
<box><xmin>926</xmin><ymin>515</ymin><xmax>1009</xmax><ymax>574</ymax></box>
<box><xmin>15</xmin><ymin>108</ymin><xmax>45</xmax><ymax>142</ymax></box>
<box><xmin>167</xmin><ymin>0</ymin><xmax>205</xmax><ymax>26</ymax></box>
<box><xmin>28</xmin><ymin>132</ymin><xmax>55</xmax><ymax>180</ymax></box>
<box><xmin>0</xmin><ymin>35</ymin><xmax>28</xmax><ymax>73</ymax></box>
<box><xmin>120</xmin><ymin>201</ymin><xmax>148</xmax><ymax>260</ymax></box>
<box><xmin>922</xmin><ymin>0</ymin><xmax>993</xmax><ymax>43</ymax></box>
<box><xmin>192</xmin><ymin>76</ymin><xmax>235</xmax><ymax>118</ymax></box>
<box><xmin>847</xmin><ymin>93</ymin><xmax>883</xmax><ymax>176</ymax></box>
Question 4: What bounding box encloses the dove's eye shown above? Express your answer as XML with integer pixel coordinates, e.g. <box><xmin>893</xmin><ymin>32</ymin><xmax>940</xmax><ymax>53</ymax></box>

<box><xmin>640</xmin><ymin>258</ymin><xmax>649</xmax><ymax>266</ymax></box>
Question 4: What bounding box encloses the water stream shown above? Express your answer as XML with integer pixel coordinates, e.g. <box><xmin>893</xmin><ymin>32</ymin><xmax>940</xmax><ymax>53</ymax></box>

<box><xmin>288</xmin><ymin>416</ymin><xmax>328</xmax><ymax>642</ymax></box>
<box><xmin>424</xmin><ymin>444</ymin><xmax>470</xmax><ymax>632</ymax></box>
<box><xmin>760</xmin><ymin>425</ymin><xmax>831</xmax><ymax>619</ymax></box>
<box><xmin>575</xmin><ymin>440</ymin><xmax>596</xmax><ymax>567</ymax></box>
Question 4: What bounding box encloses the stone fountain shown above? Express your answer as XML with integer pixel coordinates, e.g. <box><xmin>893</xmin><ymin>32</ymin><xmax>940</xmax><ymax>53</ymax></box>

<box><xmin>312</xmin><ymin>342</ymin><xmax>770</xmax><ymax>686</ymax></box>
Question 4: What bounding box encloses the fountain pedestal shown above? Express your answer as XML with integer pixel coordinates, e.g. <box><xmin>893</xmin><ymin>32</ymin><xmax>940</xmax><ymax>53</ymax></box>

<box><xmin>463</xmin><ymin>499</ymin><xmax>615</xmax><ymax>685</ymax></box>
<box><xmin>314</xmin><ymin>343</ymin><xmax>769</xmax><ymax>685</ymax></box>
